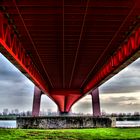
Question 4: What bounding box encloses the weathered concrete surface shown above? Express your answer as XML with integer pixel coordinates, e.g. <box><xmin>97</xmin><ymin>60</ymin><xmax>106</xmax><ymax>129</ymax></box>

<box><xmin>17</xmin><ymin>116</ymin><xmax>116</xmax><ymax>129</ymax></box>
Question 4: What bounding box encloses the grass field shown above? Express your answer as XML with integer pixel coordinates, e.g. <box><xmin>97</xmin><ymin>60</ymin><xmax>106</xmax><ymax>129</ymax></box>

<box><xmin>0</xmin><ymin>128</ymin><xmax>140</xmax><ymax>140</ymax></box>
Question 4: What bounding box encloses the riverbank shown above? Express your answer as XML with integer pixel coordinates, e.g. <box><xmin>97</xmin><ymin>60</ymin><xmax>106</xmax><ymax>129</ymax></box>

<box><xmin>0</xmin><ymin>116</ymin><xmax>16</xmax><ymax>120</ymax></box>
<box><xmin>0</xmin><ymin>128</ymin><xmax>140</xmax><ymax>139</ymax></box>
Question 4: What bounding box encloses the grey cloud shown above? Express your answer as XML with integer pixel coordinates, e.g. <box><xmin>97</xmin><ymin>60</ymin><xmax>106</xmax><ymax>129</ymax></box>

<box><xmin>128</xmin><ymin>58</ymin><xmax>140</xmax><ymax>69</ymax></box>
<box><xmin>101</xmin><ymin>96</ymin><xmax>138</xmax><ymax>103</ymax></box>
<box><xmin>0</xmin><ymin>70</ymin><xmax>26</xmax><ymax>83</ymax></box>
<box><xmin>0</xmin><ymin>53</ymin><xmax>35</xmax><ymax>112</ymax></box>
<box><xmin>125</xmin><ymin>102</ymin><xmax>140</xmax><ymax>106</ymax></box>
<box><xmin>40</xmin><ymin>95</ymin><xmax>57</xmax><ymax>112</ymax></box>
<box><xmin>72</xmin><ymin>96</ymin><xmax>92</xmax><ymax>114</ymax></box>
<box><xmin>100</xmin><ymin>95</ymin><xmax>140</xmax><ymax>113</ymax></box>
<box><xmin>100</xmin><ymin>57</ymin><xmax>140</xmax><ymax>94</ymax></box>
<box><xmin>72</xmin><ymin>102</ymin><xmax>92</xmax><ymax>114</ymax></box>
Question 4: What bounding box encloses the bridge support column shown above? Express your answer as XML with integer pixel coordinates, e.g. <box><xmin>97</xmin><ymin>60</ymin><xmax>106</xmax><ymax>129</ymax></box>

<box><xmin>32</xmin><ymin>86</ymin><xmax>43</xmax><ymax>116</ymax></box>
<box><xmin>91</xmin><ymin>88</ymin><xmax>101</xmax><ymax>117</ymax></box>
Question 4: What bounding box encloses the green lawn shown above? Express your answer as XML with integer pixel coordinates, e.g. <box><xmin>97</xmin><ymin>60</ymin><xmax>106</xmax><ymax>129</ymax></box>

<box><xmin>0</xmin><ymin>128</ymin><xmax>140</xmax><ymax>140</ymax></box>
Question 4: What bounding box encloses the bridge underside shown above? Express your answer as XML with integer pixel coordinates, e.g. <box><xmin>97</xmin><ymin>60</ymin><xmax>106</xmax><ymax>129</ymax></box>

<box><xmin>0</xmin><ymin>0</ymin><xmax>140</xmax><ymax>113</ymax></box>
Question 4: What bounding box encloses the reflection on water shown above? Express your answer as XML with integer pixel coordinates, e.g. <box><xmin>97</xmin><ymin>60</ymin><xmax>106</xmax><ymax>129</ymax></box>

<box><xmin>0</xmin><ymin>120</ymin><xmax>16</xmax><ymax>128</ymax></box>
<box><xmin>116</xmin><ymin>121</ymin><xmax>140</xmax><ymax>127</ymax></box>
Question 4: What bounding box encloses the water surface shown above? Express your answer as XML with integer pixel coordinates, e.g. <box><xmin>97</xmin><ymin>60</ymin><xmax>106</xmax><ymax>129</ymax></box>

<box><xmin>116</xmin><ymin>121</ymin><xmax>140</xmax><ymax>127</ymax></box>
<box><xmin>0</xmin><ymin>120</ymin><xmax>16</xmax><ymax>128</ymax></box>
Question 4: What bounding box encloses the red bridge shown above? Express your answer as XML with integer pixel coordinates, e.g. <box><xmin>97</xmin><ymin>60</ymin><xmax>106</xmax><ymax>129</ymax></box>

<box><xmin>0</xmin><ymin>0</ymin><xmax>140</xmax><ymax>116</ymax></box>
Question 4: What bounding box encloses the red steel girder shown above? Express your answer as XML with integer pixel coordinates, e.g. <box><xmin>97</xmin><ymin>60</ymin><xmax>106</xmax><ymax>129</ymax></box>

<box><xmin>84</xmin><ymin>27</ymin><xmax>140</xmax><ymax>93</ymax></box>
<box><xmin>51</xmin><ymin>90</ymin><xmax>81</xmax><ymax>112</ymax></box>
<box><xmin>0</xmin><ymin>12</ymin><xmax>49</xmax><ymax>94</ymax></box>
<box><xmin>0</xmin><ymin>0</ymin><xmax>140</xmax><ymax>113</ymax></box>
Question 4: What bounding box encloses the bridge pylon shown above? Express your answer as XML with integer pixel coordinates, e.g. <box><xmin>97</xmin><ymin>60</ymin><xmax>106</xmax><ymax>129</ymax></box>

<box><xmin>91</xmin><ymin>88</ymin><xmax>101</xmax><ymax>117</ymax></box>
<box><xmin>32</xmin><ymin>86</ymin><xmax>43</xmax><ymax>116</ymax></box>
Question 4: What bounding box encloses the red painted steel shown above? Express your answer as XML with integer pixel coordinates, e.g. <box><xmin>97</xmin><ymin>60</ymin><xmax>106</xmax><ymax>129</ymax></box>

<box><xmin>32</xmin><ymin>86</ymin><xmax>42</xmax><ymax>116</ymax></box>
<box><xmin>0</xmin><ymin>12</ymin><xmax>49</xmax><ymax>94</ymax></box>
<box><xmin>91</xmin><ymin>88</ymin><xmax>101</xmax><ymax>116</ymax></box>
<box><xmin>51</xmin><ymin>90</ymin><xmax>81</xmax><ymax>112</ymax></box>
<box><xmin>84</xmin><ymin>27</ymin><xmax>140</xmax><ymax>93</ymax></box>
<box><xmin>0</xmin><ymin>0</ymin><xmax>140</xmax><ymax>112</ymax></box>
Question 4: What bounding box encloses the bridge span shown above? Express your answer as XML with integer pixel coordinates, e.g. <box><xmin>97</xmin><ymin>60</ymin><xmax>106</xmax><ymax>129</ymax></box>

<box><xmin>0</xmin><ymin>0</ymin><xmax>140</xmax><ymax>116</ymax></box>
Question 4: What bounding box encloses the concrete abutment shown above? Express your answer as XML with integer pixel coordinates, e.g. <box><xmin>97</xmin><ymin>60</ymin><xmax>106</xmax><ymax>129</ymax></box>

<box><xmin>17</xmin><ymin>116</ymin><xmax>116</xmax><ymax>128</ymax></box>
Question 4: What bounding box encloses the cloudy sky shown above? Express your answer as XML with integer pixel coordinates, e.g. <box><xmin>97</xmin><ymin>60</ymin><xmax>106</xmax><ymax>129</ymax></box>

<box><xmin>0</xmin><ymin>53</ymin><xmax>140</xmax><ymax>114</ymax></box>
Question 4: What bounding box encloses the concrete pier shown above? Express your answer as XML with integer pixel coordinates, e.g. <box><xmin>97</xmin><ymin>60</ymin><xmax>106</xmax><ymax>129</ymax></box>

<box><xmin>17</xmin><ymin>116</ymin><xmax>115</xmax><ymax>129</ymax></box>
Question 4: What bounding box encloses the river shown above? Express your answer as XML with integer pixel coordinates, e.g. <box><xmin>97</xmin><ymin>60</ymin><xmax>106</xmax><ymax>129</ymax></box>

<box><xmin>0</xmin><ymin>120</ymin><xmax>140</xmax><ymax>128</ymax></box>
<box><xmin>0</xmin><ymin>120</ymin><xmax>16</xmax><ymax>128</ymax></box>
<box><xmin>116</xmin><ymin>121</ymin><xmax>140</xmax><ymax>127</ymax></box>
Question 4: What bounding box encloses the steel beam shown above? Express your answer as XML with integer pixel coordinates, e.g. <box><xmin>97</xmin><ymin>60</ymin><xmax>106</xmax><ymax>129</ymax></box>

<box><xmin>51</xmin><ymin>90</ymin><xmax>81</xmax><ymax>113</ymax></box>
<box><xmin>84</xmin><ymin>27</ymin><xmax>140</xmax><ymax>93</ymax></box>
<box><xmin>0</xmin><ymin>12</ymin><xmax>49</xmax><ymax>94</ymax></box>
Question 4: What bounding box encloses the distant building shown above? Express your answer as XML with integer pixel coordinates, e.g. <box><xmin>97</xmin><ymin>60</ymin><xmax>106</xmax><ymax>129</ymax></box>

<box><xmin>3</xmin><ymin>108</ymin><xmax>9</xmax><ymax>115</ymax></box>
<box><xmin>14</xmin><ymin>109</ymin><xmax>19</xmax><ymax>114</ymax></box>
<box><xmin>47</xmin><ymin>109</ymin><xmax>52</xmax><ymax>115</ymax></box>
